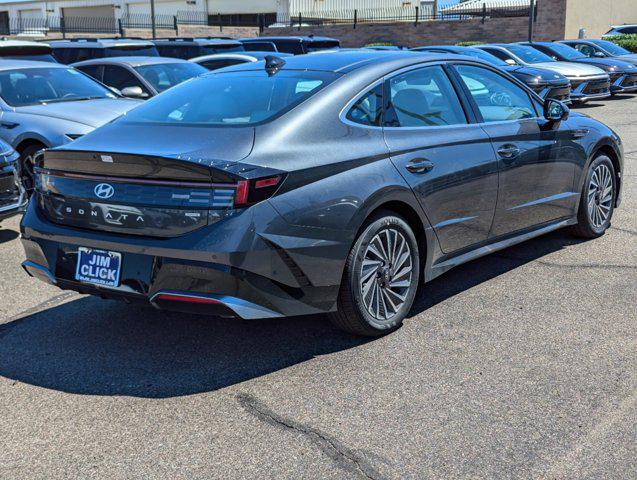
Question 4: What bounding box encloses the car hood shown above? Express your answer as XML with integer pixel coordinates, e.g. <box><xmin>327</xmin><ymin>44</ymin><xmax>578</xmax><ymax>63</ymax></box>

<box><xmin>15</xmin><ymin>98</ymin><xmax>141</xmax><ymax>128</ymax></box>
<box><xmin>617</xmin><ymin>54</ymin><xmax>637</xmax><ymax>65</ymax></box>
<box><xmin>505</xmin><ymin>65</ymin><xmax>568</xmax><ymax>82</ymax></box>
<box><xmin>61</xmin><ymin>121</ymin><xmax>255</xmax><ymax>165</ymax></box>
<box><xmin>532</xmin><ymin>61</ymin><xmax>607</xmax><ymax>77</ymax></box>
<box><xmin>570</xmin><ymin>57</ymin><xmax>636</xmax><ymax>72</ymax></box>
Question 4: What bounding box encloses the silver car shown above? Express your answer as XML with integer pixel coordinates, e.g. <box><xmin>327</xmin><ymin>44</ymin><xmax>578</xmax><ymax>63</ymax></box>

<box><xmin>0</xmin><ymin>60</ymin><xmax>140</xmax><ymax>190</ymax></box>
<box><xmin>477</xmin><ymin>43</ymin><xmax>612</xmax><ymax>103</ymax></box>
<box><xmin>190</xmin><ymin>51</ymin><xmax>292</xmax><ymax>71</ymax></box>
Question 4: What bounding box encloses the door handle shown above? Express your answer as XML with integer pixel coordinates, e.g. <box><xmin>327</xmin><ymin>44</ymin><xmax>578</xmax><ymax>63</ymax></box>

<box><xmin>497</xmin><ymin>144</ymin><xmax>520</xmax><ymax>159</ymax></box>
<box><xmin>405</xmin><ymin>158</ymin><xmax>434</xmax><ymax>174</ymax></box>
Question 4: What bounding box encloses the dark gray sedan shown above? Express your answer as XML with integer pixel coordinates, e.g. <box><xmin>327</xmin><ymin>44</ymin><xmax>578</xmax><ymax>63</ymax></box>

<box><xmin>72</xmin><ymin>56</ymin><xmax>207</xmax><ymax>99</ymax></box>
<box><xmin>21</xmin><ymin>52</ymin><xmax>623</xmax><ymax>336</ymax></box>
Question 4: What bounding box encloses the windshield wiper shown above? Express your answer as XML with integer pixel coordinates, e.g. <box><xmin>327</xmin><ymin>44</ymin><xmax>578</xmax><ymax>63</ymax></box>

<box><xmin>38</xmin><ymin>96</ymin><xmax>106</xmax><ymax>104</ymax></box>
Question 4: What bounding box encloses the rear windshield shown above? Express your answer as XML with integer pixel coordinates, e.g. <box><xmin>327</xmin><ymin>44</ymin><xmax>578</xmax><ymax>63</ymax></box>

<box><xmin>106</xmin><ymin>45</ymin><xmax>159</xmax><ymax>57</ymax></box>
<box><xmin>305</xmin><ymin>41</ymin><xmax>340</xmax><ymax>52</ymax></box>
<box><xmin>155</xmin><ymin>44</ymin><xmax>200</xmax><ymax>59</ymax></box>
<box><xmin>2</xmin><ymin>54</ymin><xmax>57</xmax><ymax>63</ymax></box>
<box><xmin>134</xmin><ymin>62</ymin><xmax>207</xmax><ymax>93</ymax></box>
<box><xmin>201</xmin><ymin>44</ymin><xmax>244</xmax><ymax>54</ymax></box>
<box><xmin>121</xmin><ymin>70</ymin><xmax>336</xmax><ymax>126</ymax></box>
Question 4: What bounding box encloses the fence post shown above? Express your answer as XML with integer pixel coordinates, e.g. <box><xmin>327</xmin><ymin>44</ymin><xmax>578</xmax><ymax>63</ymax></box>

<box><xmin>298</xmin><ymin>12</ymin><xmax>301</xmax><ymax>31</ymax></box>
<box><xmin>118</xmin><ymin>18</ymin><xmax>123</xmax><ymax>37</ymax></box>
<box><xmin>527</xmin><ymin>0</ymin><xmax>535</xmax><ymax>41</ymax></box>
<box><xmin>258</xmin><ymin>13</ymin><xmax>264</xmax><ymax>34</ymax></box>
<box><xmin>414</xmin><ymin>6</ymin><xmax>419</xmax><ymax>26</ymax></box>
<box><xmin>173</xmin><ymin>15</ymin><xmax>178</xmax><ymax>32</ymax></box>
<box><xmin>353</xmin><ymin>9</ymin><xmax>357</xmax><ymax>29</ymax></box>
<box><xmin>481</xmin><ymin>3</ymin><xmax>486</xmax><ymax>24</ymax></box>
<box><xmin>60</xmin><ymin>15</ymin><xmax>66</xmax><ymax>39</ymax></box>
<box><xmin>433</xmin><ymin>0</ymin><xmax>438</xmax><ymax>19</ymax></box>
<box><xmin>218</xmin><ymin>12</ymin><xmax>222</xmax><ymax>32</ymax></box>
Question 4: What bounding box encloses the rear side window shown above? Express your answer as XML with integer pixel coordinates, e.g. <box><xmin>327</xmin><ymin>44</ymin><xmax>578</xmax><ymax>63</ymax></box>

<box><xmin>243</xmin><ymin>42</ymin><xmax>276</xmax><ymax>52</ymax></box>
<box><xmin>76</xmin><ymin>64</ymin><xmax>103</xmax><ymax>82</ymax></box>
<box><xmin>455</xmin><ymin>64</ymin><xmax>536</xmax><ymax>122</ymax></box>
<box><xmin>385</xmin><ymin>65</ymin><xmax>467</xmax><ymax>128</ymax></box>
<box><xmin>346</xmin><ymin>84</ymin><xmax>383</xmax><ymax>126</ymax></box>
<box><xmin>103</xmin><ymin>65</ymin><xmax>148</xmax><ymax>94</ymax></box>
<box><xmin>619</xmin><ymin>26</ymin><xmax>637</xmax><ymax>34</ymax></box>
<box><xmin>121</xmin><ymin>70</ymin><xmax>336</xmax><ymax>126</ymax></box>
<box><xmin>105</xmin><ymin>45</ymin><xmax>159</xmax><ymax>57</ymax></box>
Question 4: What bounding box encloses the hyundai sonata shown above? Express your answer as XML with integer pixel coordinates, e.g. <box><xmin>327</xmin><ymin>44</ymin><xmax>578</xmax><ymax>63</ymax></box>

<box><xmin>20</xmin><ymin>52</ymin><xmax>623</xmax><ymax>336</ymax></box>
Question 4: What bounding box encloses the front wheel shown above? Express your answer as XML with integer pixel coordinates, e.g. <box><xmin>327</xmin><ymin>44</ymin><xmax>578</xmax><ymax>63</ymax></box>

<box><xmin>329</xmin><ymin>212</ymin><xmax>420</xmax><ymax>337</ymax></box>
<box><xmin>571</xmin><ymin>154</ymin><xmax>616</xmax><ymax>238</ymax></box>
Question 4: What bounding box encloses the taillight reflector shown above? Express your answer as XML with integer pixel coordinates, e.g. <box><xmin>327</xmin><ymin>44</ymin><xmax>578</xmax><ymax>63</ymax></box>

<box><xmin>255</xmin><ymin>176</ymin><xmax>281</xmax><ymax>189</ymax></box>
<box><xmin>155</xmin><ymin>293</ymin><xmax>221</xmax><ymax>304</ymax></box>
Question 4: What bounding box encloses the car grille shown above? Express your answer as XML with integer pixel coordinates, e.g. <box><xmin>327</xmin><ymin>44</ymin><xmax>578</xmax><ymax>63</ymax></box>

<box><xmin>620</xmin><ymin>73</ymin><xmax>637</xmax><ymax>89</ymax></box>
<box><xmin>583</xmin><ymin>78</ymin><xmax>611</xmax><ymax>94</ymax></box>
<box><xmin>0</xmin><ymin>167</ymin><xmax>25</xmax><ymax>216</ymax></box>
<box><xmin>35</xmin><ymin>170</ymin><xmax>239</xmax><ymax>237</ymax></box>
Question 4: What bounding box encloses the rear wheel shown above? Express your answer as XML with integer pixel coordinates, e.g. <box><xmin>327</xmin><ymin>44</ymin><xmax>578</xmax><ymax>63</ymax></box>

<box><xmin>571</xmin><ymin>154</ymin><xmax>616</xmax><ymax>238</ymax></box>
<box><xmin>329</xmin><ymin>212</ymin><xmax>420</xmax><ymax>337</ymax></box>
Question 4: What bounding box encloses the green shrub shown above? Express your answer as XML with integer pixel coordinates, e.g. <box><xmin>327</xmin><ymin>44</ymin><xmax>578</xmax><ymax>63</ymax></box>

<box><xmin>456</xmin><ymin>41</ymin><xmax>485</xmax><ymax>47</ymax></box>
<box><xmin>607</xmin><ymin>34</ymin><xmax>637</xmax><ymax>53</ymax></box>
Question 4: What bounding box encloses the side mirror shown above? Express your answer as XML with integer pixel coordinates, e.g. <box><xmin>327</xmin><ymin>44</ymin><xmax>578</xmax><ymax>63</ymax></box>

<box><xmin>120</xmin><ymin>86</ymin><xmax>148</xmax><ymax>99</ymax></box>
<box><xmin>505</xmin><ymin>58</ymin><xmax>517</xmax><ymax>65</ymax></box>
<box><xmin>544</xmin><ymin>98</ymin><xmax>569</xmax><ymax>123</ymax></box>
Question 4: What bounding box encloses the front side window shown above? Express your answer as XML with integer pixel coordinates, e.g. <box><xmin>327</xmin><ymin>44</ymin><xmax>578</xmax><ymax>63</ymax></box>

<box><xmin>120</xmin><ymin>70</ymin><xmax>336</xmax><ymax>126</ymax></box>
<box><xmin>103</xmin><ymin>65</ymin><xmax>147</xmax><ymax>93</ymax></box>
<box><xmin>345</xmin><ymin>84</ymin><xmax>382</xmax><ymax>126</ymax></box>
<box><xmin>455</xmin><ymin>65</ymin><xmax>536</xmax><ymax>122</ymax></box>
<box><xmin>135</xmin><ymin>62</ymin><xmax>206</xmax><ymax>93</ymax></box>
<box><xmin>385</xmin><ymin>65</ymin><xmax>467</xmax><ymax>128</ymax></box>
<box><xmin>0</xmin><ymin>67</ymin><xmax>116</xmax><ymax>107</ymax></box>
<box><xmin>535</xmin><ymin>43</ymin><xmax>586</xmax><ymax>61</ymax></box>
<box><xmin>590</xmin><ymin>39</ymin><xmax>630</xmax><ymax>56</ymax></box>
<box><xmin>571</xmin><ymin>43</ymin><xmax>600</xmax><ymax>57</ymax></box>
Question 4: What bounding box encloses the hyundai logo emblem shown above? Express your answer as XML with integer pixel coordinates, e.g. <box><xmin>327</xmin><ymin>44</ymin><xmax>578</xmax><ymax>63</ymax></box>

<box><xmin>94</xmin><ymin>183</ymin><xmax>115</xmax><ymax>199</ymax></box>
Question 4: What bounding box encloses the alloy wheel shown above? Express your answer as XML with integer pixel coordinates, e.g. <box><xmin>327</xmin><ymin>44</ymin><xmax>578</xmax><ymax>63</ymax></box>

<box><xmin>587</xmin><ymin>163</ymin><xmax>613</xmax><ymax>228</ymax></box>
<box><xmin>359</xmin><ymin>228</ymin><xmax>413</xmax><ymax>321</ymax></box>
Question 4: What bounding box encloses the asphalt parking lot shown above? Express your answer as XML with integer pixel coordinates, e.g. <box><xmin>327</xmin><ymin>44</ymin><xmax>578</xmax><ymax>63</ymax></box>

<box><xmin>1</xmin><ymin>95</ymin><xmax>635</xmax><ymax>479</ymax></box>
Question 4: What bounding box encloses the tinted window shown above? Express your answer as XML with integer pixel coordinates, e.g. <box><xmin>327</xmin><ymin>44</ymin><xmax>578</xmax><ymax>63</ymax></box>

<box><xmin>242</xmin><ymin>42</ymin><xmax>276</xmax><ymax>52</ymax></box>
<box><xmin>618</xmin><ymin>26</ymin><xmax>637</xmax><ymax>34</ymax></box>
<box><xmin>271</xmin><ymin>41</ymin><xmax>304</xmax><ymax>55</ymax></box>
<box><xmin>346</xmin><ymin>84</ymin><xmax>382</xmax><ymax>126</ymax></box>
<box><xmin>155</xmin><ymin>44</ymin><xmax>200</xmax><ymax>59</ymax></box>
<box><xmin>105</xmin><ymin>45</ymin><xmax>159</xmax><ymax>57</ymax></box>
<box><xmin>3</xmin><ymin>54</ymin><xmax>57</xmax><ymax>62</ymax></box>
<box><xmin>103</xmin><ymin>65</ymin><xmax>147</xmax><ymax>93</ymax></box>
<box><xmin>385</xmin><ymin>66</ymin><xmax>466</xmax><ymax>128</ymax></box>
<box><xmin>571</xmin><ymin>43</ymin><xmax>600</xmax><ymax>57</ymax></box>
<box><xmin>458</xmin><ymin>48</ymin><xmax>508</xmax><ymax>66</ymax></box>
<box><xmin>76</xmin><ymin>64</ymin><xmax>103</xmax><ymax>82</ymax></box>
<box><xmin>201</xmin><ymin>44</ymin><xmax>244</xmax><ymax>54</ymax></box>
<box><xmin>456</xmin><ymin>65</ymin><xmax>536</xmax><ymax>122</ymax></box>
<box><xmin>482</xmin><ymin>47</ymin><xmax>515</xmax><ymax>63</ymax></box>
<box><xmin>121</xmin><ymin>70</ymin><xmax>335</xmax><ymax>126</ymax></box>
<box><xmin>305</xmin><ymin>41</ymin><xmax>340</xmax><ymax>52</ymax></box>
<box><xmin>0</xmin><ymin>67</ymin><xmax>116</xmax><ymax>107</ymax></box>
<box><xmin>134</xmin><ymin>62</ymin><xmax>206</xmax><ymax>93</ymax></box>
<box><xmin>199</xmin><ymin>58</ymin><xmax>249</xmax><ymax>71</ymax></box>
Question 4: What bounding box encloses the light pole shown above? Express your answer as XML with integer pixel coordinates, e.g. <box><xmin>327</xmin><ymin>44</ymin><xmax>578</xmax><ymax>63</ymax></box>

<box><xmin>150</xmin><ymin>0</ymin><xmax>156</xmax><ymax>39</ymax></box>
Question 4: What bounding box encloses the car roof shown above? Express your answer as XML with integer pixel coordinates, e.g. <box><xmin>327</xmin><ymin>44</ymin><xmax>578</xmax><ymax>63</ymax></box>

<box><xmin>47</xmin><ymin>38</ymin><xmax>154</xmax><ymax>48</ymax></box>
<box><xmin>413</xmin><ymin>45</ymin><xmax>464</xmax><ymax>52</ymax></box>
<box><xmin>216</xmin><ymin>50</ymin><xmax>473</xmax><ymax>75</ymax></box>
<box><xmin>241</xmin><ymin>36</ymin><xmax>338</xmax><ymax>43</ymax></box>
<box><xmin>190</xmin><ymin>52</ymin><xmax>292</xmax><ymax>62</ymax></box>
<box><xmin>0</xmin><ymin>39</ymin><xmax>51</xmax><ymax>49</ymax></box>
<box><xmin>0</xmin><ymin>59</ymin><xmax>68</xmax><ymax>71</ymax></box>
<box><xmin>152</xmin><ymin>37</ymin><xmax>242</xmax><ymax>46</ymax></box>
<box><xmin>72</xmin><ymin>56</ymin><xmax>189</xmax><ymax>67</ymax></box>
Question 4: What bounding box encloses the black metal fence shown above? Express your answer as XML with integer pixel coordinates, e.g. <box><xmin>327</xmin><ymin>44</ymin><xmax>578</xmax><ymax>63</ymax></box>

<box><xmin>275</xmin><ymin>1</ymin><xmax>531</xmax><ymax>28</ymax></box>
<box><xmin>0</xmin><ymin>1</ymin><xmax>531</xmax><ymax>36</ymax></box>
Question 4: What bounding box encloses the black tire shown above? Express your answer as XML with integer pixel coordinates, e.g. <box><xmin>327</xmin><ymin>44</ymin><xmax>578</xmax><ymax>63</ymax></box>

<box><xmin>18</xmin><ymin>143</ymin><xmax>45</xmax><ymax>195</ymax></box>
<box><xmin>571</xmin><ymin>154</ymin><xmax>616</xmax><ymax>239</ymax></box>
<box><xmin>328</xmin><ymin>211</ymin><xmax>420</xmax><ymax>337</ymax></box>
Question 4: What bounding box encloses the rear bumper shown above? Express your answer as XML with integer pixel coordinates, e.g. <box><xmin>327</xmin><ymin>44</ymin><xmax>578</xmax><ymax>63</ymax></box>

<box><xmin>19</xmin><ymin>199</ymin><xmax>348</xmax><ymax>319</ymax></box>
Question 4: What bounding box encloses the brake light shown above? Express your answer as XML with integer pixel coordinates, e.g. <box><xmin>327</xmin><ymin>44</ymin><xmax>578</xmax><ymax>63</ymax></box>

<box><xmin>234</xmin><ymin>175</ymin><xmax>283</xmax><ymax>207</ymax></box>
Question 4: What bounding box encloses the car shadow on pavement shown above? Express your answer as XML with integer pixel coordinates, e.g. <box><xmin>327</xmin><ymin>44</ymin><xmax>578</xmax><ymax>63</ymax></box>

<box><xmin>0</xmin><ymin>230</ymin><xmax>585</xmax><ymax>399</ymax></box>
<box><xmin>0</xmin><ymin>227</ymin><xmax>19</xmax><ymax>244</ymax></box>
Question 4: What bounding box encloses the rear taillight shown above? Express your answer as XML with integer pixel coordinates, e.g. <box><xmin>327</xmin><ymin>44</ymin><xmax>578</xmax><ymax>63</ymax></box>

<box><xmin>233</xmin><ymin>175</ymin><xmax>283</xmax><ymax>207</ymax></box>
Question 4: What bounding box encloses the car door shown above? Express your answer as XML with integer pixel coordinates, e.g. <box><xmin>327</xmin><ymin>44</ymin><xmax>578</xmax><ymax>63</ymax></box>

<box><xmin>452</xmin><ymin>64</ymin><xmax>577</xmax><ymax>237</ymax></box>
<box><xmin>382</xmin><ymin>64</ymin><xmax>499</xmax><ymax>254</ymax></box>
